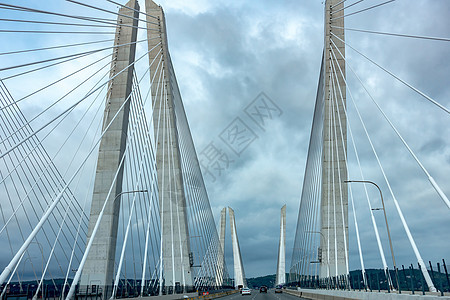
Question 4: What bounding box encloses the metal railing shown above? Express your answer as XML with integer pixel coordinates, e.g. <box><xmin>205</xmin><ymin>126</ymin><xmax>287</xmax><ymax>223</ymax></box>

<box><xmin>287</xmin><ymin>259</ymin><xmax>450</xmax><ymax>296</ymax></box>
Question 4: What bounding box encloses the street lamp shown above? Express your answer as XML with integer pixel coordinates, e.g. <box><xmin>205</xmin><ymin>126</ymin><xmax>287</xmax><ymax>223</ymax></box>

<box><xmin>345</xmin><ymin>180</ymin><xmax>399</xmax><ymax>291</ymax></box>
<box><xmin>17</xmin><ymin>241</ymin><xmax>44</xmax><ymax>294</ymax></box>
<box><xmin>306</xmin><ymin>231</ymin><xmax>325</xmax><ymax>264</ymax></box>
<box><xmin>305</xmin><ymin>231</ymin><xmax>332</xmax><ymax>289</ymax></box>
<box><xmin>110</xmin><ymin>189</ymin><xmax>148</xmax><ymax>300</ymax></box>
<box><xmin>17</xmin><ymin>255</ymin><xmax>34</xmax><ymax>293</ymax></box>
<box><xmin>114</xmin><ymin>189</ymin><xmax>148</xmax><ymax>202</ymax></box>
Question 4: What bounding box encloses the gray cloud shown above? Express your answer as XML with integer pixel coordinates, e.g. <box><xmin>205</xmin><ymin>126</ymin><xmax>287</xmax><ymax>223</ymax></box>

<box><xmin>160</xmin><ymin>0</ymin><xmax>449</xmax><ymax>278</ymax></box>
<box><xmin>0</xmin><ymin>0</ymin><xmax>448</xmax><ymax>282</ymax></box>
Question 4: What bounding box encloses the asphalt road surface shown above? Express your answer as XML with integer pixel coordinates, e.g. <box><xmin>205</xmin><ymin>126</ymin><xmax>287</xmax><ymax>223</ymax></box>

<box><xmin>220</xmin><ymin>290</ymin><xmax>305</xmax><ymax>300</ymax></box>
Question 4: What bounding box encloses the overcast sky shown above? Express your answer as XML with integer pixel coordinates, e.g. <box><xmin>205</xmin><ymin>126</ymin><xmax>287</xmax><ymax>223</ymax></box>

<box><xmin>157</xmin><ymin>0</ymin><xmax>450</xmax><ymax>278</ymax></box>
<box><xmin>0</xmin><ymin>0</ymin><xmax>449</xmax><ymax>281</ymax></box>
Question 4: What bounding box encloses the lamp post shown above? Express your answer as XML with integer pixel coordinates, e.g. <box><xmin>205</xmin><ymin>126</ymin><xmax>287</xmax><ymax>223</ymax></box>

<box><xmin>306</xmin><ymin>231</ymin><xmax>325</xmax><ymax>264</ymax></box>
<box><xmin>115</xmin><ymin>189</ymin><xmax>148</xmax><ymax>202</ymax></box>
<box><xmin>306</xmin><ymin>231</ymin><xmax>331</xmax><ymax>288</ymax></box>
<box><xmin>345</xmin><ymin>180</ymin><xmax>399</xmax><ymax>291</ymax></box>
<box><xmin>110</xmin><ymin>189</ymin><xmax>148</xmax><ymax>300</ymax></box>
<box><xmin>17</xmin><ymin>243</ymin><xmax>43</xmax><ymax>295</ymax></box>
<box><xmin>19</xmin><ymin>256</ymin><xmax>34</xmax><ymax>293</ymax></box>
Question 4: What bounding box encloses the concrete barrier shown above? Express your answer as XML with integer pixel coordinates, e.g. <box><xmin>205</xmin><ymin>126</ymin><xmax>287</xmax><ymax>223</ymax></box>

<box><xmin>284</xmin><ymin>288</ymin><xmax>450</xmax><ymax>300</ymax></box>
<box><xmin>184</xmin><ymin>290</ymin><xmax>238</xmax><ymax>300</ymax></box>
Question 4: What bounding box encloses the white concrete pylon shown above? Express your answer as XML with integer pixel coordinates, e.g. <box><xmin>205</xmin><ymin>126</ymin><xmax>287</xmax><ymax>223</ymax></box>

<box><xmin>145</xmin><ymin>0</ymin><xmax>193</xmax><ymax>291</ymax></box>
<box><xmin>320</xmin><ymin>0</ymin><xmax>348</xmax><ymax>278</ymax></box>
<box><xmin>215</xmin><ymin>208</ymin><xmax>227</xmax><ymax>287</ymax></box>
<box><xmin>79</xmin><ymin>0</ymin><xmax>139</xmax><ymax>295</ymax></box>
<box><xmin>276</xmin><ymin>205</ymin><xmax>286</xmax><ymax>286</ymax></box>
<box><xmin>228</xmin><ymin>207</ymin><xmax>247</xmax><ymax>289</ymax></box>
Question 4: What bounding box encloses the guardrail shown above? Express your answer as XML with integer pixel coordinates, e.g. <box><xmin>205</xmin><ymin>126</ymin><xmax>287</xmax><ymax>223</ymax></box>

<box><xmin>284</xmin><ymin>287</ymin><xmax>450</xmax><ymax>300</ymax></box>
<box><xmin>287</xmin><ymin>259</ymin><xmax>450</xmax><ymax>296</ymax></box>
<box><xmin>186</xmin><ymin>290</ymin><xmax>238</xmax><ymax>300</ymax></box>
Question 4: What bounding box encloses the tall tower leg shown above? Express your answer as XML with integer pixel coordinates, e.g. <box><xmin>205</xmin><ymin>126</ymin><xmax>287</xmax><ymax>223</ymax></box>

<box><xmin>215</xmin><ymin>208</ymin><xmax>226</xmax><ymax>287</ymax></box>
<box><xmin>228</xmin><ymin>207</ymin><xmax>246</xmax><ymax>289</ymax></box>
<box><xmin>320</xmin><ymin>0</ymin><xmax>348</xmax><ymax>278</ymax></box>
<box><xmin>145</xmin><ymin>0</ymin><xmax>193</xmax><ymax>292</ymax></box>
<box><xmin>276</xmin><ymin>205</ymin><xmax>286</xmax><ymax>286</ymax></box>
<box><xmin>80</xmin><ymin>1</ymin><xmax>139</xmax><ymax>297</ymax></box>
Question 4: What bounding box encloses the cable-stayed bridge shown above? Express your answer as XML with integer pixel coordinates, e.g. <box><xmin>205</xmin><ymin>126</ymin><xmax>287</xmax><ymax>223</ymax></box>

<box><xmin>0</xmin><ymin>0</ymin><xmax>449</xmax><ymax>300</ymax></box>
<box><xmin>288</xmin><ymin>0</ymin><xmax>449</xmax><ymax>297</ymax></box>
<box><xmin>0</xmin><ymin>0</ymin><xmax>230</xmax><ymax>298</ymax></box>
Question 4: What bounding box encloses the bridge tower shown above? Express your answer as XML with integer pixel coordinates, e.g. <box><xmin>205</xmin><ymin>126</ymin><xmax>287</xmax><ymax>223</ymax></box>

<box><xmin>228</xmin><ymin>207</ymin><xmax>247</xmax><ymax>289</ymax></box>
<box><xmin>215</xmin><ymin>208</ymin><xmax>227</xmax><ymax>286</ymax></box>
<box><xmin>80</xmin><ymin>0</ymin><xmax>139</xmax><ymax>295</ymax></box>
<box><xmin>276</xmin><ymin>205</ymin><xmax>286</xmax><ymax>286</ymax></box>
<box><xmin>320</xmin><ymin>0</ymin><xmax>348</xmax><ymax>278</ymax></box>
<box><xmin>145</xmin><ymin>0</ymin><xmax>193</xmax><ymax>291</ymax></box>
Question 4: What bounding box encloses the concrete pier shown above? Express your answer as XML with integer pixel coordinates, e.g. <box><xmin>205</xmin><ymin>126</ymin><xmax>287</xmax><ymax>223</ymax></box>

<box><xmin>215</xmin><ymin>208</ymin><xmax>227</xmax><ymax>286</ymax></box>
<box><xmin>145</xmin><ymin>0</ymin><xmax>193</xmax><ymax>291</ymax></box>
<box><xmin>276</xmin><ymin>205</ymin><xmax>286</xmax><ymax>286</ymax></box>
<box><xmin>320</xmin><ymin>0</ymin><xmax>348</xmax><ymax>278</ymax></box>
<box><xmin>80</xmin><ymin>0</ymin><xmax>139</xmax><ymax>295</ymax></box>
<box><xmin>228</xmin><ymin>207</ymin><xmax>246</xmax><ymax>289</ymax></box>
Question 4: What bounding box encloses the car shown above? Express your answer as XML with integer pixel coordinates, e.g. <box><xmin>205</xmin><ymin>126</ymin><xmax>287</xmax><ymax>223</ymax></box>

<box><xmin>275</xmin><ymin>285</ymin><xmax>283</xmax><ymax>293</ymax></box>
<box><xmin>259</xmin><ymin>286</ymin><xmax>267</xmax><ymax>293</ymax></box>
<box><xmin>241</xmin><ymin>288</ymin><xmax>251</xmax><ymax>295</ymax></box>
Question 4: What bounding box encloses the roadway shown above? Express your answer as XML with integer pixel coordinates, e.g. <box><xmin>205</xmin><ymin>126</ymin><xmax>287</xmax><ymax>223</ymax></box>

<box><xmin>220</xmin><ymin>290</ymin><xmax>305</xmax><ymax>300</ymax></box>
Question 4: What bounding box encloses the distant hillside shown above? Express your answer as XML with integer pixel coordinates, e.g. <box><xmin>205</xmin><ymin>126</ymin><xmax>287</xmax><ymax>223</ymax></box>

<box><xmin>246</xmin><ymin>274</ymin><xmax>275</xmax><ymax>288</ymax></box>
<box><xmin>245</xmin><ymin>269</ymin><xmax>450</xmax><ymax>292</ymax></box>
<box><xmin>246</xmin><ymin>273</ymin><xmax>290</xmax><ymax>288</ymax></box>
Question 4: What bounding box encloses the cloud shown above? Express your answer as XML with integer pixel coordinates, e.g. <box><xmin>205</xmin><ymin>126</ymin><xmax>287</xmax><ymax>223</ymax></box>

<box><xmin>0</xmin><ymin>0</ymin><xmax>448</xmax><ymax>283</ymax></box>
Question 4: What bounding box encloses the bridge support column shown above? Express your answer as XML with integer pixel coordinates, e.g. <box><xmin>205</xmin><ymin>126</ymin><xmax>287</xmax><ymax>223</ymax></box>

<box><xmin>320</xmin><ymin>0</ymin><xmax>348</xmax><ymax>279</ymax></box>
<box><xmin>228</xmin><ymin>207</ymin><xmax>246</xmax><ymax>289</ymax></box>
<box><xmin>145</xmin><ymin>0</ymin><xmax>193</xmax><ymax>292</ymax></box>
<box><xmin>215</xmin><ymin>208</ymin><xmax>227</xmax><ymax>287</ymax></box>
<box><xmin>276</xmin><ymin>205</ymin><xmax>286</xmax><ymax>286</ymax></box>
<box><xmin>80</xmin><ymin>0</ymin><xmax>139</xmax><ymax>297</ymax></box>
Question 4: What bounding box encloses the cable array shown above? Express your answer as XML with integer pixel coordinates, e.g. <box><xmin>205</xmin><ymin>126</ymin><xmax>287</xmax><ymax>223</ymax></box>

<box><xmin>170</xmin><ymin>59</ymin><xmax>230</xmax><ymax>289</ymax></box>
<box><xmin>290</xmin><ymin>0</ymin><xmax>447</xmax><ymax>293</ymax></box>
<box><xmin>289</xmin><ymin>53</ymin><xmax>325</xmax><ymax>283</ymax></box>
<box><xmin>0</xmin><ymin>0</ymin><xmax>227</xmax><ymax>298</ymax></box>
